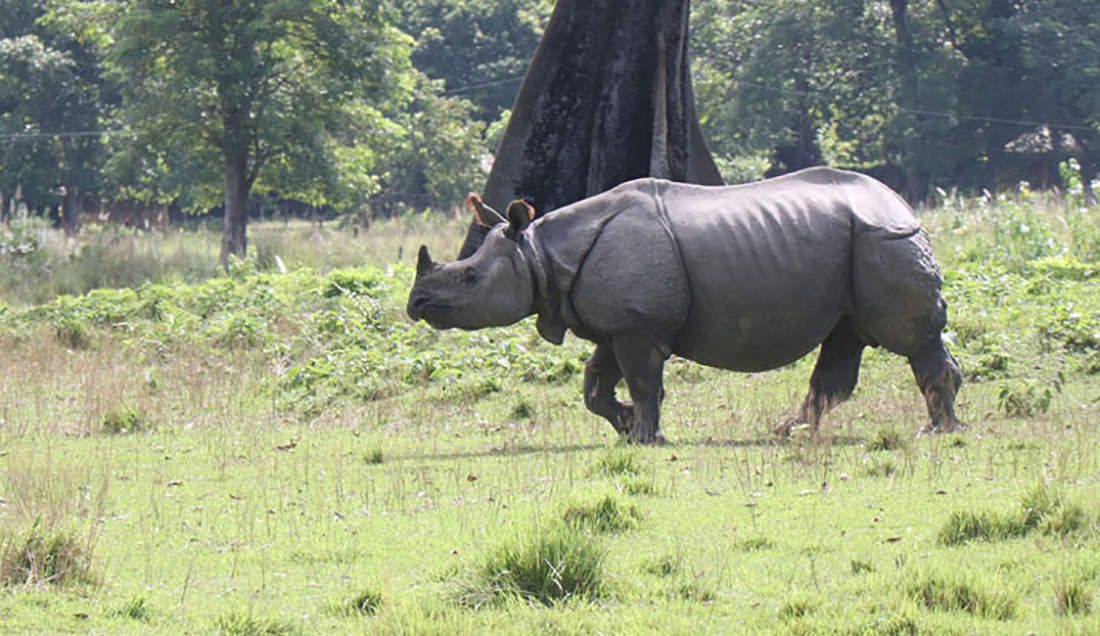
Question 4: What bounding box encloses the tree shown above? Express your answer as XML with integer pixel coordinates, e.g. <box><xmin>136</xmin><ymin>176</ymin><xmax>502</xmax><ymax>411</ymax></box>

<box><xmin>693</xmin><ymin>0</ymin><xmax>888</xmax><ymax>181</ymax></box>
<box><xmin>100</xmin><ymin>0</ymin><xmax>411</xmax><ymax>266</ymax></box>
<box><xmin>1</xmin><ymin>0</ymin><xmax>105</xmax><ymax>230</ymax></box>
<box><xmin>395</xmin><ymin>0</ymin><xmax>552</xmax><ymax>123</ymax></box>
<box><xmin>458</xmin><ymin>0</ymin><xmax>722</xmax><ymax>259</ymax></box>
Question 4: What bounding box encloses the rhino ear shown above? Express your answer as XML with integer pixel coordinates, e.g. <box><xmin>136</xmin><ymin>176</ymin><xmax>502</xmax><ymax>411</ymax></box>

<box><xmin>506</xmin><ymin>200</ymin><xmax>535</xmax><ymax>236</ymax></box>
<box><xmin>466</xmin><ymin>193</ymin><xmax>505</xmax><ymax>228</ymax></box>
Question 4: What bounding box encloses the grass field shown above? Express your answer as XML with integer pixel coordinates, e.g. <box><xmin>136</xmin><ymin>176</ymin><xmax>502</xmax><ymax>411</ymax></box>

<box><xmin>1</xmin><ymin>194</ymin><xmax>1099</xmax><ymax>634</ymax></box>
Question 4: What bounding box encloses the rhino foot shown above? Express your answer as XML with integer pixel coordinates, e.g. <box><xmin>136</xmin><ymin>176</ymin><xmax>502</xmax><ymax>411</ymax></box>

<box><xmin>915</xmin><ymin>420</ymin><xmax>964</xmax><ymax>437</ymax></box>
<box><xmin>626</xmin><ymin>428</ymin><xmax>667</xmax><ymax>445</ymax></box>
<box><xmin>772</xmin><ymin>416</ymin><xmax>812</xmax><ymax>439</ymax></box>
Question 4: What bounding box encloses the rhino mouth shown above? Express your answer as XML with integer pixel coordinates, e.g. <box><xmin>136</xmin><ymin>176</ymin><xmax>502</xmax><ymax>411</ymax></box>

<box><xmin>408</xmin><ymin>297</ymin><xmax>456</xmax><ymax>326</ymax></box>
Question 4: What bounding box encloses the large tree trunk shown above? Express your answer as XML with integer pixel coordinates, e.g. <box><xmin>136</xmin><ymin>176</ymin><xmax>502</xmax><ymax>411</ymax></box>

<box><xmin>59</xmin><ymin>185</ymin><xmax>82</xmax><ymax>236</ymax></box>
<box><xmin>458</xmin><ymin>0</ymin><xmax>721</xmax><ymax>259</ymax></box>
<box><xmin>887</xmin><ymin>0</ymin><xmax>930</xmax><ymax>204</ymax></box>
<box><xmin>221</xmin><ymin>148</ymin><xmax>250</xmax><ymax>268</ymax></box>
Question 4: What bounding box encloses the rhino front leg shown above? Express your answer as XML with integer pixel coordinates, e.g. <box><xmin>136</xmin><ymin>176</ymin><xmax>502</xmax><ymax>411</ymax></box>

<box><xmin>775</xmin><ymin>318</ymin><xmax>865</xmax><ymax>437</ymax></box>
<box><xmin>910</xmin><ymin>338</ymin><xmax>963</xmax><ymax>435</ymax></box>
<box><xmin>583</xmin><ymin>343</ymin><xmax>633</xmax><ymax>435</ymax></box>
<box><xmin>612</xmin><ymin>335</ymin><xmax>668</xmax><ymax>444</ymax></box>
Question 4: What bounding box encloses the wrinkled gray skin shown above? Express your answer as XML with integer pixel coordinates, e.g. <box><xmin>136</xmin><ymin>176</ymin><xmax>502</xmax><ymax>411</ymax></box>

<box><xmin>407</xmin><ymin>167</ymin><xmax>962</xmax><ymax>443</ymax></box>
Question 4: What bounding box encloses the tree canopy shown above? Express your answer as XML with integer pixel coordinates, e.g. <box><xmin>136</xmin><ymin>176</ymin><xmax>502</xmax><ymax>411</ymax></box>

<box><xmin>1</xmin><ymin>0</ymin><xmax>1097</xmax><ymax>244</ymax></box>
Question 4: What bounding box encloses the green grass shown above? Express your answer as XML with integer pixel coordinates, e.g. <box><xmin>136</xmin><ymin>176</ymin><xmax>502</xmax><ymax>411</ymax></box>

<box><xmin>561</xmin><ymin>494</ymin><xmax>642</xmax><ymax>533</ymax></box>
<box><xmin>456</xmin><ymin>521</ymin><xmax>608</xmax><ymax>608</ymax></box>
<box><xmin>1</xmin><ymin>193</ymin><xmax>1100</xmax><ymax>633</ymax></box>
<box><xmin>908</xmin><ymin>573</ymin><xmax>1018</xmax><ymax>620</ymax></box>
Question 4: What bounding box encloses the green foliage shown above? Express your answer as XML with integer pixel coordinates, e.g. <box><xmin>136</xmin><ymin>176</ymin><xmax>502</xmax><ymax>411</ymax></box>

<box><xmin>99</xmin><ymin>403</ymin><xmax>150</xmax><ymax>435</ymax></box>
<box><xmin>0</xmin><ymin>262</ymin><xmax>592</xmax><ymax>417</ymax></box>
<box><xmin>996</xmin><ymin>376</ymin><xmax>1062</xmax><ymax>418</ymax></box>
<box><xmin>0</xmin><ymin>26</ymin><xmax>104</xmax><ymax>211</ymax></box>
<box><xmin>693</xmin><ymin>0</ymin><xmax>1100</xmax><ymax>195</ymax></box>
<box><xmin>395</xmin><ymin>0</ymin><xmax>552</xmax><ymax>122</ymax></box>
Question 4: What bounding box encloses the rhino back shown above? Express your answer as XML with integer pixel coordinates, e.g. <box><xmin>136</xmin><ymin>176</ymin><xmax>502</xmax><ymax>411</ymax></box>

<box><xmin>661</xmin><ymin>174</ymin><xmax>858</xmax><ymax>371</ymax></box>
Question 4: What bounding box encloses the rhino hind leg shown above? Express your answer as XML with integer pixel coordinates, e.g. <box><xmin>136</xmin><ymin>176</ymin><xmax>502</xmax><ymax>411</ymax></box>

<box><xmin>583</xmin><ymin>343</ymin><xmax>633</xmax><ymax>435</ymax></box>
<box><xmin>775</xmin><ymin>318</ymin><xmax>866</xmax><ymax>437</ymax></box>
<box><xmin>909</xmin><ymin>338</ymin><xmax>963</xmax><ymax>435</ymax></box>
<box><xmin>611</xmin><ymin>335</ymin><xmax>668</xmax><ymax>444</ymax></box>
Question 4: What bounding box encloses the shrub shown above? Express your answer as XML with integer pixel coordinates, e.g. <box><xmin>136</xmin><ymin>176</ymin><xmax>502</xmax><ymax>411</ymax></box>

<box><xmin>997</xmin><ymin>377</ymin><xmax>1061</xmax><ymax>418</ymax></box>
<box><xmin>100</xmin><ymin>404</ymin><xmax>150</xmax><ymax>435</ymax></box>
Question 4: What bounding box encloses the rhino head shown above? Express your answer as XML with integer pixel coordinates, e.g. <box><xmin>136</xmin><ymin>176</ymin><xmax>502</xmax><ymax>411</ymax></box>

<box><xmin>407</xmin><ymin>194</ymin><xmax>537</xmax><ymax>330</ymax></box>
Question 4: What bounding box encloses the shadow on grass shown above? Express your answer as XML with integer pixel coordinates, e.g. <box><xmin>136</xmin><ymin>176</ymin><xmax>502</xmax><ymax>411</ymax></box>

<box><xmin>388</xmin><ymin>434</ymin><xmax>865</xmax><ymax>463</ymax></box>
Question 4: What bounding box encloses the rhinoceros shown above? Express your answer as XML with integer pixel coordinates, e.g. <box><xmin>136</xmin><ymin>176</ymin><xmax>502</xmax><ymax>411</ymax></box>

<box><xmin>407</xmin><ymin>167</ymin><xmax>962</xmax><ymax>443</ymax></box>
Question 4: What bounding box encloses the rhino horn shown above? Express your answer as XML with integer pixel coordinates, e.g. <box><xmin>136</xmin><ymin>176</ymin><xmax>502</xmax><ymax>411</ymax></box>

<box><xmin>416</xmin><ymin>245</ymin><xmax>440</xmax><ymax>279</ymax></box>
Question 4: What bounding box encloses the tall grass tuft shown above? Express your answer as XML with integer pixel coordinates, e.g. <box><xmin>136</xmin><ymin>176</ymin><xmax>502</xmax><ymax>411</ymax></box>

<box><xmin>327</xmin><ymin>587</ymin><xmax>383</xmax><ymax>616</ymax></box>
<box><xmin>594</xmin><ymin>446</ymin><xmax>641</xmax><ymax>477</ymax></box>
<box><xmin>457</xmin><ymin>522</ymin><xmax>607</xmax><ymax>608</ymax></box>
<box><xmin>215</xmin><ymin>612</ymin><xmax>300</xmax><ymax>636</ymax></box>
<box><xmin>109</xmin><ymin>595</ymin><xmax>152</xmax><ymax>621</ymax></box>
<box><xmin>867</xmin><ymin>426</ymin><xmax>908</xmax><ymax>452</ymax></box>
<box><xmin>562</xmin><ymin>494</ymin><xmax>642</xmax><ymax>533</ymax></box>
<box><xmin>938</xmin><ymin>484</ymin><xmax>1093</xmax><ymax>546</ymax></box>
<box><xmin>0</xmin><ymin>522</ymin><xmax>98</xmax><ymax>589</ymax></box>
<box><xmin>909</xmin><ymin>573</ymin><xmax>1018</xmax><ymax>620</ymax></box>
<box><xmin>1053</xmin><ymin>573</ymin><xmax>1092</xmax><ymax>617</ymax></box>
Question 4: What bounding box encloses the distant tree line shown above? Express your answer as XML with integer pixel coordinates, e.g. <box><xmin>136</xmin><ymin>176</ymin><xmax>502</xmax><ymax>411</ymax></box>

<box><xmin>691</xmin><ymin>0</ymin><xmax>1099</xmax><ymax>203</ymax></box>
<box><xmin>2</xmin><ymin>0</ymin><xmax>1097</xmax><ymax>249</ymax></box>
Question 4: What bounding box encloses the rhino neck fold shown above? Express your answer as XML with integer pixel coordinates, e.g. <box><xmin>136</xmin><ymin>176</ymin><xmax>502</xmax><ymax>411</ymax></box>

<box><xmin>519</xmin><ymin>231</ymin><xmax>568</xmax><ymax>345</ymax></box>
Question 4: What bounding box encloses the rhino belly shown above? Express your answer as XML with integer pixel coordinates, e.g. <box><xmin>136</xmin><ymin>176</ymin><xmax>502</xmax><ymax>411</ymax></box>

<box><xmin>674</xmin><ymin>294</ymin><xmax>845</xmax><ymax>372</ymax></box>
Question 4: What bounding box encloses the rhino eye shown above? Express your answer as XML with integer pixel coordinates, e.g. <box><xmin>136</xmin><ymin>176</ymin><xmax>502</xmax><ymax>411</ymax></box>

<box><xmin>462</xmin><ymin>267</ymin><xmax>478</xmax><ymax>285</ymax></box>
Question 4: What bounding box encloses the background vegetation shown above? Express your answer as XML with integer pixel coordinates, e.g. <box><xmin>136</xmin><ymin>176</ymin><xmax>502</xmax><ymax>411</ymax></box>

<box><xmin>3</xmin><ymin>0</ymin><xmax>1098</xmax><ymax>227</ymax></box>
